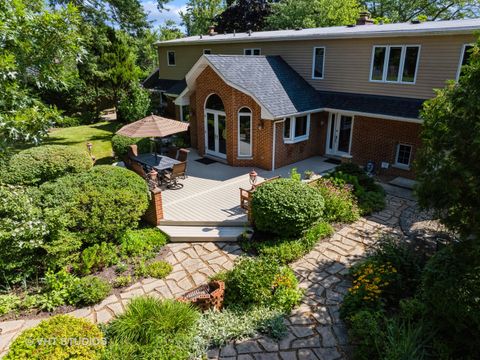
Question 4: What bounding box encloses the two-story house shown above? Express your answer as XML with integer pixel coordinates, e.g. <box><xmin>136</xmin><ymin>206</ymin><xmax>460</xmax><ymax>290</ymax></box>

<box><xmin>144</xmin><ymin>14</ymin><xmax>480</xmax><ymax>178</ymax></box>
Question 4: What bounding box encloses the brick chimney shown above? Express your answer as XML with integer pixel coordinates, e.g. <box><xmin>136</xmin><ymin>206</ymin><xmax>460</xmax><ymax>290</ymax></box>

<box><xmin>208</xmin><ymin>25</ymin><xmax>217</xmax><ymax>36</ymax></box>
<box><xmin>356</xmin><ymin>11</ymin><xmax>374</xmax><ymax>25</ymax></box>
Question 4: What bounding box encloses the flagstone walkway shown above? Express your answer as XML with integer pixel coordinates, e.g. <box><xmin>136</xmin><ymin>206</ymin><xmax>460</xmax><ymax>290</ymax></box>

<box><xmin>0</xmin><ymin>193</ymin><xmax>419</xmax><ymax>359</ymax></box>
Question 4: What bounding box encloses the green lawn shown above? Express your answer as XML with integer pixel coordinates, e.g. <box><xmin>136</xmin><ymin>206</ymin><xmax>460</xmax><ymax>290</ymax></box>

<box><xmin>45</xmin><ymin>121</ymin><xmax>118</xmax><ymax>164</ymax></box>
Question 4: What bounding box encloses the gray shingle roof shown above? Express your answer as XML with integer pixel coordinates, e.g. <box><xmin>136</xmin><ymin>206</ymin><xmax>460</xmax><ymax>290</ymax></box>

<box><xmin>205</xmin><ymin>55</ymin><xmax>322</xmax><ymax>118</ymax></box>
<box><xmin>158</xmin><ymin>18</ymin><xmax>480</xmax><ymax>46</ymax></box>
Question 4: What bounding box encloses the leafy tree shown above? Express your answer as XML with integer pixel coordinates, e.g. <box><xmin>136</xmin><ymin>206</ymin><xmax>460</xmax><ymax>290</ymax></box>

<box><xmin>180</xmin><ymin>0</ymin><xmax>226</xmax><ymax>36</ymax></box>
<box><xmin>363</xmin><ymin>0</ymin><xmax>480</xmax><ymax>22</ymax></box>
<box><xmin>0</xmin><ymin>0</ymin><xmax>82</xmax><ymax>149</ymax></box>
<box><xmin>117</xmin><ymin>82</ymin><xmax>151</xmax><ymax>123</ymax></box>
<box><xmin>416</xmin><ymin>40</ymin><xmax>480</xmax><ymax>238</ymax></box>
<box><xmin>266</xmin><ymin>0</ymin><xmax>360</xmax><ymax>29</ymax></box>
<box><xmin>215</xmin><ymin>0</ymin><xmax>275</xmax><ymax>33</ymax></box>
<box><xmin>159</xmin><ymin>19</ymin><xmax>185</xmax><ymax>40</ymax></box>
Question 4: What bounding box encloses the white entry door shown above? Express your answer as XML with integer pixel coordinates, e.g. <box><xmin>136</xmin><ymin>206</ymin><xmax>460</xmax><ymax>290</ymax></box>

<box><xmin>326</xmin><ymin>113</ymin><xmax>354</xmax><ymax>156</ymax></box>
<box><xmin>205</xmin><ymin>111</ymin><xmax>227</xmax><ymax>159</ymax></box>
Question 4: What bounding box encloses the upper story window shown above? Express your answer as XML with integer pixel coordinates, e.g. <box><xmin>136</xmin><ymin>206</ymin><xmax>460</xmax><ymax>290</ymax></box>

<box><xmin>284</xmin><ymin>114</ymin><xmax>310</xmax><ymax>143</ymax></box>
<box><xmin>203</xmin><ymin>49</ymin><xmax>211</xmax><ymax>54</ymax></box>
<box><xmin>312</xmin><ymin>47</ymin><xmax>325</xmax><ymax>79</ymax></box>
<box><xmin>395</xmin><ymin>143</ymin><xmax>413</xmax><ymax>168</ymax></box>
<box><xmin>244</xmin><ymin>48</ymin><xmax>261</xmax><ymax>56</ymax></box>
<box><xmin>457</xmin><ymin>44</ymin><xmax>474</xmax><ymax>80</ymax></box>
<box><xmin>167</xmin><ymin>51</ymin><xmax>176</xmax><ymax>66</ymax></box>
<box><xmin>370</xmin><ymin>45</ymin><xmax>420</xmax><ymax>84</ymax></box>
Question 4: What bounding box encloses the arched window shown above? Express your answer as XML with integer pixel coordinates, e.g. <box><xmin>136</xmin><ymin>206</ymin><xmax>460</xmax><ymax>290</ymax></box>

<box><xmin>238</xmin><ymin>107</ymin><xmax>252</xmax><ymax>157</ymax></box>
<box><xmin>205</xmin><ymin>94</ymin><xmax>225</xmax><ymax>111</ymax></box>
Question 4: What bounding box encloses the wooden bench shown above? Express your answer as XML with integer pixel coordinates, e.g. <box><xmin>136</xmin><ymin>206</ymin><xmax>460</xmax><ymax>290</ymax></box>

<box><xmin>240</xmin><ymin>176</ymin><xmax>280</xmax><ymax>221</ymax></box>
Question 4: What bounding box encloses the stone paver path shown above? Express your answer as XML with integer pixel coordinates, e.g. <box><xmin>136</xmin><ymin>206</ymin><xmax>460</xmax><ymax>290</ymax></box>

<box><xmin>0</xmin><ymin>194</ymin><xmax>419</xmax><ymax>359</ymax></box>
<box><xmin>0</xmin><ymin>242</ymin><xmax>243</xmax><ymax>357</ymax></box>
<box><xmin>208</xmin><ymin>194</ymin><xmax>416</xmax><ymax>360</ymax></box>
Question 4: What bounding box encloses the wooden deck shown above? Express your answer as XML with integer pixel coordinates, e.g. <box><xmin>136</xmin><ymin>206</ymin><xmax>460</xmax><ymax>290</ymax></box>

<box><xmin>160</xmin><ymin>149</ymin><xmax>337</xmax><ymax>225</ymax></box>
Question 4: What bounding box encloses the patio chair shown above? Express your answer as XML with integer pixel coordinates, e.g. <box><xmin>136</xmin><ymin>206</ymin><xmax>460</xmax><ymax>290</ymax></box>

<box><xmin>163</xmin><ymin>161</ymin><xmax>187</xmax><ymax>189</ymax></box>
<box><xmin>177</xmin><ymin>148</ymin><xmax>190</xmax><ymax>162</ymax></box>
<box><xmin>166</xmin><ymin>147</ymin><xmax>178</xmax><ymax>159</ymax></box>
<box><xmin>131</xmin><ymin>161</ymin><xmax>148</xmax><ymax>179</ymax></box>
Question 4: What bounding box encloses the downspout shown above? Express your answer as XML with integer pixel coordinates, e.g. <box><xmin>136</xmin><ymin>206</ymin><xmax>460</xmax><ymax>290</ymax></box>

<box><xmin>271</xmin><ymin>118</ymin><xmax>286</xmax><ymax>172</ymax></box>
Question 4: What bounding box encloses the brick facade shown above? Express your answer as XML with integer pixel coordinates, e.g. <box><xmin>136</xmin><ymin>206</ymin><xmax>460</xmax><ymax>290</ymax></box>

<box><xmin>143</xmin><ymin>188</ymin><xmax>164</xmax><ymax>226</ymax></box>
<box><xmin>350</xmin><ymin>116</ymin><xmax>422</xmax><ymax>179</ymax></box>
<box><xmin>184</xmin><ymin>65</ymin><xmax>421</xmax><ymax>177</ymax></box>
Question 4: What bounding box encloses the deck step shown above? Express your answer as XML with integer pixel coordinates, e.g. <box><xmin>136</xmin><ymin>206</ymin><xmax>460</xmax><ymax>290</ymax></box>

<box><xmin>158</xmin><ymin>225</ymin><xmax>250</xmax><ymax>242</ymax></box>
<box><xmin>159</xmin><ymin>219</ymin><xmax>248</xmax><ymax>227</ymax></box>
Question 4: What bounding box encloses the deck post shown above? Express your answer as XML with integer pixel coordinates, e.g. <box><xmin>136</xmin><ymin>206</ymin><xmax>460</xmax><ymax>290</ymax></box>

<box><xmin>143</xmin><ymin>188</ymin><xmax>164</xmax><ymax>226</ymax></box>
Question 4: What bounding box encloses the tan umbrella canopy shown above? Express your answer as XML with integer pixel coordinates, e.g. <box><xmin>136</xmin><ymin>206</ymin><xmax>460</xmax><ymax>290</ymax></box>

<box><xmin>116</xmin><ymin>115</ymin><xmax>189</xmax><ymax>138</ymax></box>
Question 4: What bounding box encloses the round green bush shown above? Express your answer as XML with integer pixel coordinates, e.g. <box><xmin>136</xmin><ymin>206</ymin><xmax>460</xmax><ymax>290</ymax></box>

<box><xmin>39</xmin><ymin>166</ymin><xmax>149</xmax><ymax>243</ymax></box>
<box><xmin>5</xmin><ymin>315</ymin><xmax>104</xmax><ymax>360</ymax></box>
<box><xmin>251</xmin><ymin>179</ymin><xmax>325</xmax><ymax>238</ymax></box>
<box><xmin>146</xmin><ymin>261</ymin><xmax>172</xmax><ymax>279</ymax></box>
<box><xmin>111</xmin><ymin>135</ymin><xmax>151</xmax><ymax>158</ymax></box>
<box><xmin>2</xmin><ymin>145</ymin><xmax>92</xmax><ymax>185</ymax></box>
<box><xmin>224</xmin><ymin>257</ymin><xmax>302</xmax><ymax>312</ymax></box>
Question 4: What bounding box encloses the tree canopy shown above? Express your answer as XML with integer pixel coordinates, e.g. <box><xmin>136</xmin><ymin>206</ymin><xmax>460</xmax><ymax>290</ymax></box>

<box><xmin>215</xmin><ymin>0</ymin><xmax>275</xmax><ymax>33</ymax></box>
<box><xmin>416</xmin><ymin>38</ymin><xmax>480</xmax><ymax>238</ymax></box>
<box><xmin>266</xmin><ymin>0</ymin><xmax>360</xmax><ymax>30</ymax></box>
<box><xmin>180</xmin><ymin>0</ymin><xmax>226</xmax><ymax>36</ymax></box>
<box><xmin>363</xmin><ymin>0</ymin><xmax>480</xmax><ymax>22</ymax></box>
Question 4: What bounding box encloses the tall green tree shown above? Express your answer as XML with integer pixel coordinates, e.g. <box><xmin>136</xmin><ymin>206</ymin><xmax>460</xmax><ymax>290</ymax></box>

<box><xmin>0</xmin><ymin>0</ymin><xmax>82</xmax><ymax>149</ymax></box>
<box><xmin>416</xmin><ymin>39</ymin><xmax>480</xmax><ymax>239</ymax></box>
<box><xmin>363</xmin><ymin>0</ymin><xmax>480</xmax><ymax>22</ymax></box>
<box><xmin>158</xmin><ymin>19</ymin><xmax>185</xmax><ymax>40</ymax></box>
<box><xmin>266</xmin><ymin>0</ymin><xmax>360</xmax><ymax>29</ymax></box>
<box><xmin>180</xmin><ymin>0</ymin><xmax>226</xmax><ymax>36</ymax></box>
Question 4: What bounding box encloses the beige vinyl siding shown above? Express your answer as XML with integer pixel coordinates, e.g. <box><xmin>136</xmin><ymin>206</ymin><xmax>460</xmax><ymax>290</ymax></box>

<box><xmin>158</xmin><ymin>34</ymin><xmax>474</xmax><ymax>99</ymax></box>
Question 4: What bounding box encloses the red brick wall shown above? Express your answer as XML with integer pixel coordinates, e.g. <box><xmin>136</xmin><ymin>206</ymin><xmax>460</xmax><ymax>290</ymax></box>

<box><xmin>350</xmin><ymin>116</ymin><xmax>422</xmax><ymax>179</ymax></box>
<box><xmin>190</xmin><ymin>66</ymin><xmax>327</xmax><ymax>170</ymax></box>
<box><xmin>143</xmin><ymin>189</ymin><xmax>164</xmax><ymax>226</ymax></box>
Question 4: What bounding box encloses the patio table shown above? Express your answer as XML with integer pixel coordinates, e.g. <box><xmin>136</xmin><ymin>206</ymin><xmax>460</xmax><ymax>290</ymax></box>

<box><xmin>132</xmin><ymin>153</ymin><xmax>181</xmax><ymax>172</ymax></box>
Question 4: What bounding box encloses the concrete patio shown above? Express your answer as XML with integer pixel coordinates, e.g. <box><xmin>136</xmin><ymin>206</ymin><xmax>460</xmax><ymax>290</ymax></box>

<box><xmin>160</xmin><ymin>149</ymin><xmax>338</xmax><ymax>226</ymax></box>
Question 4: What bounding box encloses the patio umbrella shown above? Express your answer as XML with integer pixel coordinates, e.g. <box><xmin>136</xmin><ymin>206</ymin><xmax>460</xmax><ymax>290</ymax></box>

<box><xmin>116</xmin><ymin>115</ymin><xmax>189</xmax><ymax>158</ymax></box>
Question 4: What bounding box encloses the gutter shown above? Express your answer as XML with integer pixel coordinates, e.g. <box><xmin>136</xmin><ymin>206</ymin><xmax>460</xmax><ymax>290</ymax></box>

<box><xmin>271</xmin><ymin>118</ymin><xmax>286</xmax><ymax>172</ymax></box>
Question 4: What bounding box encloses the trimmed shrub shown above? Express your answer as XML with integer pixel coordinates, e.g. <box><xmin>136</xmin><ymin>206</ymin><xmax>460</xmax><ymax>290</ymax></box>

<box><xmin>111</xmin><ymin>134</ymin><xmax>150</xmax><ymax>158</ymax></box>
<box><xmin>224</xmin><ymin>257</ymin><xmax>302</xmax><ymax>312</ymax></box>
<box><xmin>120</xmin><ymin>228</ymin><xmax>168</xmax><ymax>258</ymax></box>
<box><xmin>108</xmin><ymin>297</ymin><xmax>199</xmax><ymax>345</ymax></box>
<box><xmin>314</xmin><ymin>177</ymin><xmax>360</xmax><ymax>223</ymax></box>
<box><xmin>2</xmin><ymin>145</ymin><xmax>92</xmax><ymax>185</ymax></box>
<box><xmin>5</xmin><ymin>315</ymin><xmax>104</xmax><ymax>360</ymax></box>
<box><xmin>70</xmin><ymin>276</ymin><xmax>111</xmax><ymax>306</ymax></box>
<box><xmin>251</xmin><ymin>178</ymin><xmax>325</xmax><ymax>238</ymax></box>
<box><xmin>79</xmin><ymin>242</ymin><xmax>119</xmax><ymax>274</ymax></box>
<box><xmin>39</xmin><ymin>166</ymin><xmax>149</xmax><ymax>243</ymax></box>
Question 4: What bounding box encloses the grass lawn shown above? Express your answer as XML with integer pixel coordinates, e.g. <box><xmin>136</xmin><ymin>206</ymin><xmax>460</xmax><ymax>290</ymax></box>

<box><xmin>45</xmin><ymin>121</ymin><xmax>118</xmax><ymax>165</ymax></box>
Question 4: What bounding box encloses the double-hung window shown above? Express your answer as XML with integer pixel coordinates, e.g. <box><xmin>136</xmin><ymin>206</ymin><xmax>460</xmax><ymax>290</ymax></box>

<box><xmin>244</xmin><ymin>48</ymin><xmax>261</xmax><ymax>56</ymax></box>
<box><xmin>370</xmin><ymin>45</ymin><xmax>420</xmax><ymax>83</ymax></box>
<box><xmin>456</xmin><ymin>44</ymin><xmax>474</xmax><ymax>80</ymax></box>
<box><xmin>395</xmin><ymin>144</ymin><xmax>413</xmax><ymax>168</ymax></box>
<box><xmin>283</xmin><ymin>114</ymin><xmax>310</xmax><ymax>143</ymax></box>
<box><xmin>312</xmin><ymin>47</ymin><xmax>325</xmax><ymax>79</ymax></box>
<box><xmin>167</xmin><ymin>51</ymin><xmax>176</xmax><ymax>66</ymax></box>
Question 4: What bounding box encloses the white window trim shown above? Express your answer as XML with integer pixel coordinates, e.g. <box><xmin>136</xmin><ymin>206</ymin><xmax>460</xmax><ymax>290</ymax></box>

<box><xmin>244</xmin><ymin>48</ymin><xmax>261</xmax><ymax>55</ymax></box>
<box><xmin>237</xmin><ymin>108</ymin><xmax>253</xmax><ymax>158</ymax></box>
<box><xmin>283</xmin><ymin>114</ymin><xmax>311</xmax><ymax>144</ymax></box>
<box><xmin>369</xmin><ymin>45</ymin><xmax>421</xmax><ymax>84</ymax></box>
<box><xmin>167</xmin><ymin>50</ymin><xmax>176</xmax><ymax>66</ymax></box>
<box><xmin>456</xmin><ymin>43</ymin><xmax>474</xmax><ymax>81</ymax></box>
<box><xmin>311</xmin><ymin>47</ymin><xmax>326</xmax><ymax>80</ymax></box>
<box><xmin>394</xmin><ymin>143</ymin><xmax>413</xmax><ymax>169</ymax></box>
<box><xmin>203</xmin><ymin>49</ymin><xmax>212</xmax><ymax>54</ymax></box>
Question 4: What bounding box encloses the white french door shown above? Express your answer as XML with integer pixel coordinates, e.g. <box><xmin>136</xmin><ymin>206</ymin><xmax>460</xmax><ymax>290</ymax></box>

<box><xmin>205</xmin><ymin>110</ymin><xmax>227</xmax><ymax>159</ymax></box>
<box><xmin>326</xmin><ymin>113</ymin><xmax>354</xmax><ymax>156</ymax></box>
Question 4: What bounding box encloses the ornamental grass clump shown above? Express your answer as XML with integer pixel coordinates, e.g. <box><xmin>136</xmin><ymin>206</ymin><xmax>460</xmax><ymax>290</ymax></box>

<box><xmin>251</xmin><ymin>178</ymin><xmax>325</xmax><ymax>238</ymax></box>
